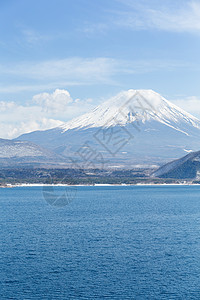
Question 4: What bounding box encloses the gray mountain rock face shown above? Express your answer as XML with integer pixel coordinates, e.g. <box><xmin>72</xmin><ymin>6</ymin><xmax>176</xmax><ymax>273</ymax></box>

<box><xmin>0</xmin><ymin>138</ymin><xmax>64</xmax><ymax>167</ymax></box>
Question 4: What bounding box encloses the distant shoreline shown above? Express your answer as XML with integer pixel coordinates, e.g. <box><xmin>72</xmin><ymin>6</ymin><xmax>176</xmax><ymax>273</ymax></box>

<box><xmin>1</xmin><ymin>182</ymin><xmax>198</xmax><ymax>188</ymax></box>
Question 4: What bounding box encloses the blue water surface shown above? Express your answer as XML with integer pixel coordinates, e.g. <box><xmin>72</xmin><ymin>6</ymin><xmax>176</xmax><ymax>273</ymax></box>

<box><xmin>0</xmin><ymin>185</ymin><xmax>200</xmax><ymax>299</ymax></box>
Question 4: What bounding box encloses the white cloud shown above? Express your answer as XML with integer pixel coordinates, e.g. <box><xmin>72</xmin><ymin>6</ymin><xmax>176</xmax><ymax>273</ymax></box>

<box><xmin>0</xmin><ymin>89</ymin><xmax>94</xmax><ymax>139</ymax></box>
<box><xmin>172</xmin><ymin>96</ymin><xmax>200</xmax><ymax>117</ymax></box>
<box><xmin>0</xmin><ymin>101</ymin><xmax>15</xmax><ymax>112</ymax></box>
<box><xmin>33</xmin><ymin>89</ymin><xmax>73</xmax><ymax>113</ymax></box>
<box><xmin>0</xmin><ymin>102</ymin><xmax>63</xmax><ymax>139</ymax></box>
<box><xmin>113</xmin><ymin>0</ymin><xmax>200</xmax><ymax>33</ymax></box>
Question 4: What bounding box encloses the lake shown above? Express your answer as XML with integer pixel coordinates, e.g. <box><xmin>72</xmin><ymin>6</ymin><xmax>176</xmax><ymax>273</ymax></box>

<box><xmin>0</xmin><ymin>185</ymin><xmax>200</xmax><ymax>299</ymax></box>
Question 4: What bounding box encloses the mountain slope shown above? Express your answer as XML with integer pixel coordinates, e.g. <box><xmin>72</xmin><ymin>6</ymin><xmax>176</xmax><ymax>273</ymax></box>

<box><xmin>152</xmin><ymin>150</ymin><xmax>200</xmax><ymax>179</ymax></box>
<box><xmin>60</xmin><ymin>89</ymin><xmax>200</xmax><ymax>134</ymax></box>
<box><xmin>16</xmin><ymin>90</ymin><xmax>200</xmax><ymax>168</ymax></box>
<box><xmin>0</xmin><ymin>138</ymin><xmax>64</xmax><ymax>167</ymax></box>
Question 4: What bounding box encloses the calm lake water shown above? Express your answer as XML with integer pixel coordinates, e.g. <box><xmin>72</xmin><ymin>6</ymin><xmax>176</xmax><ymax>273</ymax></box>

<box><xmin>0</xmin><ymin>185</ymin><xmax>200</xmax><ymax>299</ymax></box>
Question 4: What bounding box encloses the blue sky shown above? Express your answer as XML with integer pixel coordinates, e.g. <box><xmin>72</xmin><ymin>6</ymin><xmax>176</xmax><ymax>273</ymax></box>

<box><xmin>1</xmin><ymin>0</ymin><xmax>200</xmax><ymax>138</ymax></box>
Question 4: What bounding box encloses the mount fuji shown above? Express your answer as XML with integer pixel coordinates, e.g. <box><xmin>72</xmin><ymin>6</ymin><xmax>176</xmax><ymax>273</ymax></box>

<box><xmin>17</xmin><ymin>90</ymin><xmax>200</xmax><ymax>168</ymax></box>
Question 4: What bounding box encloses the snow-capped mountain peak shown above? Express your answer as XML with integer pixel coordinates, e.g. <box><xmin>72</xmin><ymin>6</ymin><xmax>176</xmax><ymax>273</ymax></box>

<box><xmin>17</xmin><ymin>89</ymin><xmax>200</xmax><ymax>168</ymax></box>
<box><xmin>59</xmin><ymin>89</ymin><xmax>200</xmax><ymax>134</ymax></box>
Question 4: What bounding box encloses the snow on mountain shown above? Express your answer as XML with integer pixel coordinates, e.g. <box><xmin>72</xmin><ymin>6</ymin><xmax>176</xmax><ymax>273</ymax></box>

<box><xmin>152</xmin><ymin>150</ymin><xmax>200</xmax><ymax>179</ymax></box>
<box><xmin>60</xmin><ymin>89</ymin><xmax>200</xmax><ymax>136</ymax></box>
<box><xmin>16</xmin><ymin>89</ymin><xmax>200</xmax><ymax>168</ymax></box>
<box><xmin>0</xmin><ymin>139</ymin><xmax>45</xmax><ymax>158</ymax></box>
<box><xmin>0</xmin><ymin>138</ymin><xmax>64</xmax><ymax>167</ymax></box>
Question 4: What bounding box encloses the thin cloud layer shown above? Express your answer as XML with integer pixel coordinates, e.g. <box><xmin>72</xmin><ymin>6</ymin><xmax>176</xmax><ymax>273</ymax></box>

<box><xmin>0</xmin><ymin>57</ymin><xmax>117</xmax><ymax>94</ymax></box>
<box><xmin>0</xmin><ymin>57</ymin><xmax>192</xmax><ymax>94</ymax></box>
<box><xmin>0</xmin><ymin>57</ymin><xmax>116</xmax><ymax>81</ymax></box>
<box><xmin>113</xmin><ymin>0</ymin><xmax>200</xmax><ymax>32</ymax></box>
